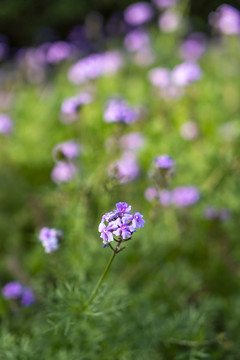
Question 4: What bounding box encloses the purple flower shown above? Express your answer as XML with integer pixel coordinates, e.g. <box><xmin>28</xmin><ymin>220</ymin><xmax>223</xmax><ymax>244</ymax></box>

<box><xmin>180</xmin><ymin>33</ymin><xmax>207</xmax><ymax>61</ymax></box>
<box><xmin>52</xmin><ymin>140</ymin><xmax>81</xmax><ymax>161</ymax></box>
<box><xmin>104</xmin><ymin>99</ymin><xmax>138</xmax><ymax>124</ymax></box>
<box><xmin>119</xmin><ymin>132</ymin><xmax>145</xmax><ymax>151</ymax></box>
<box><xmin>171</xmin><ymin>62</ymin><xmax>202</xmax><ymax>87</ymax></box>
<box><xmin>39</xmin><ymin>227</ymin><xmax>62</xmax><ymax>253</ymax></box>
<box><xmin>0</xmin><ymin>114</ymin><xmax>13</xmax><ymax>135</ymax></box>
<box><xmin>158</xmin><ymin>10</ymin><xmax>180</xmax><ymax>33</ymax></box>
<box><xmin>124</xmin><ymin>2</ymin><xmax>154</xmax><ymax>26</ymax></box>
<box><xmin>145</xmin><ymin>187</ymin><xmax>159</xmax><ymax>201</ymax></box>
<box><xmin>148</xmin><ymin>67</ymin><xmax>171</xmax><ymax>89</ymax></box>
<box><xmin>124</xmin><ymin>29</ymin><xmax>150</xmax><ymax>52</ymax></box>
<box><xmin>51</xmin><ymin>162</ymin><xmax>77</xmax><ymax>183</ymax></box>
<box><xmin>2</xmin><ymin>282</ymin><xmax>35</xmax><ymax>307</ymax></box>
<box><xmin>21</xmin><ymin>287</ymin><xmax>35</xmax><ymax>307</ymax></box>
<box><xmin>154</xmin><ymin>154</ymin><xmax>175</xmax><ymax>169</ymax></box>
<box><xmin>99</xmin><ymin>202</ymin><xmax>144</xmax><ymax>246</ymax></box>
<box><xmin>2</xmin><ymin>281</ymin><xmax>23</xmax><ymax>299</ymax></box>
<box><xmin>46</xmin><ymin>41</ymin><xmax>75</xmax><ymax>64</ymax></box>
<box><xmin>61</xmin><ymin>93</ymin><xmax>93</xmax><ymax>123</ymax></box>
<box><xmin>172</xmin><ymin>186</ymin><xmax>200</xmax><ymax>207</ymax></box>
<box><xmin>68</xmin><ymin>51</ymin><xmax>123</xmax><ymax>85</ymax></box>
<box><xmin>209</xmin><ymin>4</ymin><xmax>240</xmax><ymax>35</ymax></box>
<box><xmin>108</xmin><ymin>151</ymin><xmax>140</xmax><ymax>184</ymax></box>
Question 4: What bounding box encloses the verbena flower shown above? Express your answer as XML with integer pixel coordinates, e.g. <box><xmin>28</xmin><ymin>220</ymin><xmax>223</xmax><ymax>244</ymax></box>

<box><xmin>104</xmin><ymin>98</ymin><xmax>138</xmax><ymax>124</ymax></box>
<box><xmin>171</xmin><ymin>62</ymin><xmax>202</xmax><ymax>87</ymax></box>
<box><xmin>209</xmin><ymin>4</ymin><xmax>240</xmax><ymax>35</ymax></box>
<box><xmin>180</xmin><ymin>33</ymin><xmax>207</xmax><ymax>61</ymax></box>
<box><xmin>124</xmin><ymin>2</ymin><xmax>154</xmax><ymax>26</ymax></box>
<box><xmin>124</xmin><ymin>29</ymin><xmax>150</xmax><ymax>52</ymax></box>
<box><xmin>2</xmin><ymin>282</ymin><xmax>35</xmax><ymax>307</ymax></box>
<box><xmin>154</xmin><ymin>154</ymin><xmax>175</xmax><ymax>169</ymax></box>
<box><xmin>172</xmin><ymin>186</ymin><xmax>200</xmax><ymax>207</ymax></box>
<box><xmin>52</xmin><ymin>140</ymin><xmax>81</xmax><ymax>161</ymax></box>
<box><xmin>0</xmin><ymin>113</ymin><xmax>13</xmax><ymax>135</ymax></box>
<box><xmin>51</xmin><ymin>162</ymin><xmax>77</xmax><ymax>183</ymax></box>
<box><xmin>39</xmin><ymin>227</ymin><xmax>63</xmax><ymax>253</ymax></box>
<box><xmin>61</xmin><ymin>92</ymin><xmax>92</xmax><ymax>123</ymax></box>
<box><xmin>46</xmin><ymin>41</ymin><xmax>75</xmax><ymax>64</ymax></box>
<box><xmin>158</xmin><ymin>10</ymin><xmax>181</xmax><ymax>33</ymax></box>
<box><xmin>99</xmin><ymin>202</ymin><xmax>145</xmax><ymax>247</ymax></box>
<box><xmin>108</xmin><ymin>151</ymin><xmax>140</xmax><ymax>184</ymax></box>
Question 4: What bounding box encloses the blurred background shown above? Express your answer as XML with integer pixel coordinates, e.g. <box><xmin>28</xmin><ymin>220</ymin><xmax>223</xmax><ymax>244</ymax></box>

<box><xmin>0</xmin><ymin>0</ymin><xmax>239</xmax><ymax>47</ymax></box>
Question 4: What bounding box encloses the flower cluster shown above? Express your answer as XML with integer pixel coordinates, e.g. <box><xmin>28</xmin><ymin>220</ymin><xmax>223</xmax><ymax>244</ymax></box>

<box><xmin>39</xmin><ymin>227</ymin><xmax>63</xmax><ymax>253</ymax></box>
<box><xmin>103</xmin><ymin>98</ymin><xmax>138</xmax><ymax>124</ymax></box>
<box><xmin>98</xmin><ymin>202</ymin><xmax>145</xmax><ymax>249</ymax></box>
<box><xmin>60</xmin><ymin>92</ymin><xmax>93</xmax><ymax>123</ymax></box>
<box><xmin>2</xmin><ymin>281</ymin><xmax>35</xmax><ymax>307</ymax></box>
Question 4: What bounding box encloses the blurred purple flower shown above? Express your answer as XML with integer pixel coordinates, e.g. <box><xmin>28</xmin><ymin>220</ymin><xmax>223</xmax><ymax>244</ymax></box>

<box><xmin>21</xmin><ymin>287</ymin><xmax>35</xmax><ymax>307</ymax></box>
<box><xmin>46</xmin><ymin>41</ymin><xmax>75</xmax><ymax>64</ymax></box>
<box><xmin>172</xmin><ymin>186</ymin><xmax>200</xmax><ymax>207</ymax></box>
<box><xmin>209</xmin><ymin>4</ymin><xmax>240</xmax><ymax>35</ymax></box>
<box><xmin>2</xmin><ymin>282</ymin><xmax>35</xmax><ymax>307</ymax></box>
<box><xmin>180</xmin><ymin>121</ymin><xmax>199</xmax><ymax>140</ymax></box>
<box><xmin>51</xmin><ymin>162</ymin><xmax>77</xmax><ymax>183</ymax></box>
<box><xmin>148</xmin><ymin>67</ymin><xmax>171</xmax><ymax>89</ymax></box>
<box><xmin>158</xmin><ymin>10</ymin><xmax>180</xmax><ymax>32</ymax></box>
<box><xmin>124</xmin><ymin>29</ymin><xmax>150</xmax><ymax>52</ymax></box>
<box><xmin>68</xmin><ymin>51</ymin><xmax>123</xmax><ymax>84</ymax></box>
<box><xmin>0</xmin><ymin>113</ymin><xmax>13</xmax><ymax>135</ymax></box>
<box><xmin>108</xmin><ymin>151</ymin><xmax>140</xmax><ymax>184</ymax></box>
<box><xmin>124</xmin><ymin>2</ymin><xmax>154</xmax><ymax>26</ymax></box>
<box><xmin>2</xmin><ymin>281</ymin><xmax>23</xmax><ymax>299</ymax></box>
<box><xmin>52</xmin><ymin>140</ymin><xmax>81</xmax><ymax>161</ymax></box>
<box><xmin>171</xmin><ymin>62</ymin><xmax>202</xmax><ymax>87</ymax></box>
<box><xmin>119</xmin><ymin>132</ymin><xmax>145</xmax><ymax>151</ymax></box>
<box><xmin>39</xmin><ymin>227</ymin><xmax>63</xmax><ymax>253</ymax></box>
<box><xmin>145</xmin><ymin>187</ymin><xmax>159</xmax><ymax>201</ymax></box>
<box><xmin>180</xmin><ymin>33</ymin><xmax>207</xmax><ymax>61</ymax></box>
<box><xmin>61</xmin><ymin>93</ymin><xmax>93</xmax><ymax>123</ymax></box>
<box><xmin>154</xmin><ymin>154</ymin><xmax>175</xmax><ymax>169</ymax></box>
<box><xmin>104</xmin><ymin>98</ymin><xmax>138</xmax><ymax>124</ymax></box>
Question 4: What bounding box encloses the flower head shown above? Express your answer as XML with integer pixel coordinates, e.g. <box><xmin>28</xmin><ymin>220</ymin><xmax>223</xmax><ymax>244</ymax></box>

<box><xmin>104</xmin><ymin>98</ymin><xmax>138</xmax><ymax>124</ymax></box>
<box><xmin>154</xmin><ymin>154</ymin><xmax>175</xmax><ymax>169</ymax></box>
<box><xmin>52</xmin><ymin>140</ymin><xmax>81</xmax><ymax>161</ymax></box>
<box><xmin>39</xmin><ymin>227</ymin><xmax>63</xmax><ymax>253</ymax></box>
<box><xmin>124</xmin><ymin>2</ymin><xmax>154</xmax><ymax>26</ymax></box>
<box><xmin>2</xmin><ymin>282</ymin><xmax>35</xmax><ymax>307</ymax></box>
<box><xmin>172</xmin><ymin>186</ymin><xmax>200</xmax><ymax>207</ymax></box>
<box><xmin>0</xmin><ymin>114</ymin><xmax>13</xmax><ymax>135</ymax></box>
<box><xmin>99</xmin><ymin>202</ymin><xmax>144</xmax><ymax>247</ymax></box>
<box><xmin>51</xmin><ymin>162</ymin><xmax>77</xmax><ymax>183</ymax></box>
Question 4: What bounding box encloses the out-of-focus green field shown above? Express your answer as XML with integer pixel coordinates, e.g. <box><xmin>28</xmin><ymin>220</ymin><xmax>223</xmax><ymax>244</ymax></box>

<box><xmin>0</xmin><ymin>19</ymin><xmax>240</xmax><ymax>360</ymax></box>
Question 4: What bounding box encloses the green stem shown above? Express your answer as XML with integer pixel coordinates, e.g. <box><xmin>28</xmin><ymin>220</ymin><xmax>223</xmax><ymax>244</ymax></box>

<box><xmin>82</xmin><ymin>250</ymin><xmax>116</xmax><ymax>310</ymax></box>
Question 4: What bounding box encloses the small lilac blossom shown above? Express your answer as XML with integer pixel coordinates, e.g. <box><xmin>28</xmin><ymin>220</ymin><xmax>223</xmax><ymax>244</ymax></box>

<box><xmin>148</xmin><ymin>67</ymin><xmax>171</xmax><ymax>89</ymax></box>
<box><xmin>180</xmin><ymin>33</ymin><xmax>207</xmax><ymax>61</ymax></box>
<box><xmin>0</xmin><ymin>114</ymin><xmax>13</xmax><ymax>135</ymax></box>
<box><xmin>171</xmin><ymin>62</ymin><xmax>202</xmax><ymax>87</ymax></box>
<box><xmin>39</xmin><ymin>227</ymin><xmax>62</xmax><ymax>253</ymax></box>
<box><xmin>172</xmin><ymin>186</ymin><xmax>200</xmax><ymax>207</ymax></box>
<box><xmin>145</xmin><ymin>187</ymin><xmax>159</xmax><ymax>202</ymax></box>
<box><xmin>52</xmin><ymin>140</ymin><xmax>81</xmax><ymax>161</ymax></box>
<box><xmin>46</xmin><ymin>41</ymin><xmax>74</xmax><ymax>64</ymax></box>
<box><xmin>154</xmin><ymin>154</ymin><xmax>175</xmax><ymax>169</ymax></box>
<box><xmin>119</xmin><ymin>132</ymin><xmax>145</xmax><ymax>151</ymax></box>
<box><xmin>2</xmin><ymin>281</ymin><xmax>23</xmax><ymax>299</ymax></box>
<box><xmin>124</xmin><ymin>2</ymin><xmax>154</xmax><ymax>26</ymax></box>
<box><xmin>108</xmin><ymin>152</ymin><xmax>140</xmax><ymax>184</ymax></box>
<box><xmin>21</xmin><ymin>287</ymin><xmax>35</xmax><ymax>307</ymax></box>
<box><xmin>180</xmin><ymin>121</ymin><xmax>199</xmax><ymax>140</ymax></box>
<box><xmin>104</xmin><ymin>99</ymin><xmax>138</xmax><ymax>124</ymax></box>
<box><xmin>209</xmin><ymin>5</ymin><xmax>240</xmax><ymax>35</ymax></box>
<box><xmin>124</xmin><ymin>30</ymin><xmax>150</xmax><ymax>52</ymax></box>
<box><xmin>51</xmin><ymin>162</ymin><xmax>77</xmax><ymax>183</ymax></box>
<box><xmin>61</xmin><ymin>92</ymin><xmax>92</xmax><ymax>123</ymax></box>
<box><xmin>153</xmin><ymin>0</ymin><xmax>178</xmax><ymax>10</ymax></box>
<box><xmin>99</xmin><ymin>202</ymin><xmax>144</xmax><ymax>247</ymax></box>
<box><xmin>158</xmin><ymin>10</ymin><xmax>181</xmax><ymax>33</ymax></box>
